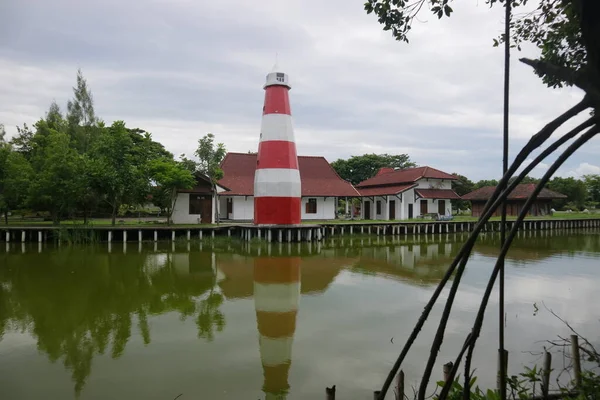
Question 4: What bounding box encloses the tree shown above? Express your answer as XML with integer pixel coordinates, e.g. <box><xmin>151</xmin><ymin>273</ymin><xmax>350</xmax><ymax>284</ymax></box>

<box><xmin>10</xmin><ymin>123</ymin><xmax>35</xmax><ymax>160</ymax></box>
<box><xmin>583</xmin><ymin>174</ymin><xmax>600</xmax><ymax>204</ymax></box>
<box><xmin>331</xmin><ymin>153</ymin><xmax>416</xmax><ymax>185</ymax></box>
<box><xmin>451</xmin><ymin>173</ymin><xmax>475</xmax><ymax>211</ymax></box>
<box><xmin>178</xmin><ymin>154</ymin><xmax>199</xmax><ymax>174</ymax></box>
<box><xmin>508</xmin><ymin>175</ymin><xmax>540</xmax><ymax>184</ymax></box>
<box><xmin>66</xmin><ymin>69</ymin><xmax>99</xmax><ymax>153</ymax></box>
<box><xmin>546</xmin><ymin>176</ymin><xmax>588</xmax><ymax>210</ymax></box>
<box><xmin>28</xmin><ymin>131</ymin><xmax>83</xmax><ymax>224</ymax></box>
<box><xmin>149</xmin><ymin>158</ymin><xmax>196</xmax><ymax>224</ymax></box>
<box><xmin>1</xmin><ymin>151</ymin><xmax>34</xmax><ymax>224</ymax></box>
<box><xmin>0</xmin><ymin>123</ymin><xmax>5</xmax><ymax>143</ymax></box>
<box><xmin>91</xmin><ymin>121</ymin><xmax>149</xmax><ymax>226</ymax></box>
<box><xmin>475</xmin><ymin>179</ymin><xmax>499</xmax><ymax>189</ymax></box>
<box><xmin>195</xmin><ymin>133</ymin><xmax>226</xmax><ymax>224</ymax></box>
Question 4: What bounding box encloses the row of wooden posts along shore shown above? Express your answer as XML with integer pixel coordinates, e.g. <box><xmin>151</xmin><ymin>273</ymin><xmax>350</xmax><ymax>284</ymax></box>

<box><xmin>1</xmin><ymin>218</ymin><xmax>599</xmax><ymax>243</ymax></box>
<box><xmin>328</xmin><ymin>335</ymin><xmax>583</xmax><ymax>399</ymax></box>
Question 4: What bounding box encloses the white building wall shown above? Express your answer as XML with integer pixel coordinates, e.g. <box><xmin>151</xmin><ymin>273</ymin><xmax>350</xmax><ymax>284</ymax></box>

<box><xmin>171</xmin><ymin>193</ymin><xmax>217</xmax><ymax>224</ymax></box>
<box><xmin>414</xmin><ymin>179</ymin><xmax>452</xmax><ymax>189</ymax></box>
<box><xmin>301</xmin><ymin>197</ymin><xmax>336</xmax><ymax>220</ymax></box>
<box><xmin>216</xmin><ymin>196</ymin><xmax>336</xmax><ymax>221</ymax></box>
<box><xmin>233</xmin><ymin>197</ymin><xmax>254</xmax><ymax>220</ymax></box>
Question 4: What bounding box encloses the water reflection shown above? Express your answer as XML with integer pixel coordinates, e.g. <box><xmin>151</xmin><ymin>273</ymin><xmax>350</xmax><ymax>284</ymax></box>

<box><xmin>254</xmin><ymin>256</ymin><xmax>301</xmax><ymax>399</ymax></box>
<box><xmin>0</xmin><ymin>229</ymin><xmax>598</xmax><ymax>399</ymax></box>
<box><xmin>0</xmin><ymin>246</ymin><xmax>226</xmax><ymax>396</ymax></box>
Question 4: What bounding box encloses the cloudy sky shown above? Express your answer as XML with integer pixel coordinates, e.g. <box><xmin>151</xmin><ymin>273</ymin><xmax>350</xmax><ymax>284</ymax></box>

<box><xmin>1</xmin><ymin>0</ymin><xmax>598</xmax><ymax>181</ymax></box>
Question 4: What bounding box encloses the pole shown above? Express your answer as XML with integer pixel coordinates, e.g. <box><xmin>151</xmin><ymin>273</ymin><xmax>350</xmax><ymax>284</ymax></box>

<box><xmin>499</xmin><ymin>1</ymin><xmax>511</xmax><ymax>399</ymax></box>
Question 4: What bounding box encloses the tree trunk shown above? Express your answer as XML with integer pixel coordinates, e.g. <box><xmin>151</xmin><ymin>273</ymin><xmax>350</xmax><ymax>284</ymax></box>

<box><xmin>111</xmin><ymin>202</ymin><xmax>118</xmax><ymax>226</ymax></box>
<box><xmin>213</xmin><ymin>182</ymin><xmax>220</xmax><ymax>225</ymax></box>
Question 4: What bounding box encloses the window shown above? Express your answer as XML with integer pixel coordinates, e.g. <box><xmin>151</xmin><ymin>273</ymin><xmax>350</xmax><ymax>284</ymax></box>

<box><xmin>306</xmin><ymin>198</ymin><xmax>317</xmax><ymax>214</ymax></box>
<box><xmin>189</xmin><ymin>195</ymin><xmax>206</xmax><ymax>215</ymax></box>
<box><xmin>376</xmin><ymin>200</ymin><xmax>382</xmax><ymax>215</ymax></box>
<box><xmin>276</xmin><ymin>72</ymin><xmax>285</xmax><ymax>82</ymax></box>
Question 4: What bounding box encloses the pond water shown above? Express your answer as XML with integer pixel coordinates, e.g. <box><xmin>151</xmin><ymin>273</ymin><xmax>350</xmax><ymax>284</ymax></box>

<box><xmin>0</xmin><ymin>229</ymin><xmax>599</xmax><ymax>400</ymax></box>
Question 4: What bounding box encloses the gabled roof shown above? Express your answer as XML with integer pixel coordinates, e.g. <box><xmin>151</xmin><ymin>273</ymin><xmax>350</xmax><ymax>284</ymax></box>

<box><xmin>218</xmin><ymin>152</ymin><xmax>360</xmax><ymax>197</ymax></box>
<box><xmin>462</xmin><ymin>184</ymin><xmax>567</xmax><ymax>201</ymax></box>
<box><xmin>356</xmin><ymin>166</ymin><xmax>457</xmax><ymax>188</ymax></box>
<box><xmin>415</xmin><ymin>189</ymin><xmax>461</xmax><ymax>200</ymax></box>
<box><xmin>356</xmin><ymin>183</ymin><xmax>417</xmax><ymax>197</ymax></box>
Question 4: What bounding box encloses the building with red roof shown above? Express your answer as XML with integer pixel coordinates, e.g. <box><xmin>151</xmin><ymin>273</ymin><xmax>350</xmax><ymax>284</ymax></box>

<box><xmin>217</xmin><ymin>152</ymin><xmax>359</xmax><ymax>221</ymax></box>
<box><xmin>462</xmin><ymin>183</ymin><xmax>567</xmax><ymax>217</ymax></box>
<box><xmin>355</xmin><ymin>166</ymin><xmax>460</xmax><ymax>220</ymax></box>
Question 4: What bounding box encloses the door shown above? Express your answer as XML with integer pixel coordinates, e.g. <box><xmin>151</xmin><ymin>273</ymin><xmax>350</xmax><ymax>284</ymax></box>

<box><xmin>226</xmin><ymin>198</ymin><xmax>233</xmax><ymax>218</ymax></box>
<box><xmin>438</xmin><ymin>200</ymin><xmax>446</xmax><ymax>215</ymax></box>
<box><xmin>420</xmin><ymin>200</ymin><xmax>428</xmax><ymax>215</ymax></box>
<box><xmin>201</xmin><ymin>196</ymin><xmax>212</xmax><ymax>223</ymax></box>
<box><xmin>408</xmin><ymin>204</ymin><xmax>413</xmax><ymax>219</ymax></box>
<box><xmin>389</xmin><ymin>200</ymin><xmax>396</xmax><ymax>220</ymax></box>
<box><xmin>364</xmin><ymin>201</ymin><xmax>371</xmax><ymax>220</ymax></box>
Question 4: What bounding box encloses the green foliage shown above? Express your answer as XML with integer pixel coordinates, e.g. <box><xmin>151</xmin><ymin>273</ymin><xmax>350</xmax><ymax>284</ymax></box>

<box><xmin>583</xmin><ymin>174</ymin><xmax>600</xmax><ymax>203</ymax></box>
<box><xmin>475</xmin><ymin>179</ymin><xmax>500</xmax><ymax>189</ymax></box>
<box><xmin>67</xmin><ymin>69</ymin><xmax>99</xmax><ymax>152</ymax></box>
<box><xmin>547</xmin><ymin>176</ymin><xmax>588</xmax><ymax>210</ymax></box>
<box><xmin>149</xmin><ymin>158</ymin><xmax>196</xmax><ymax>224</ymax></box>
<box><xmin>452</xmin><ymin>173</ymin><xmax>475</xmax><ymax>210</ymax></box>
<box><xmin>28</xmin><ymin>131</ymin><xmax>83</xmax><ymax>224</ymax></box>
<box><xmin>195</xmin><ymin>133</ymin><xmax>226</xmax><ymax>182</ymax></box>
<box><xmin>331</xmin><ymin>153</ymin><xmax>416</xmax><ymax>185</ymax></box>
<box><xmin>363</xmin><ymin>0</ymin><xmax>588</xmax><ymax>88</ymax></box>
<box><xmin>0</xmin><ymin>123</ymin><xmax>5</xmax><ymax>143</ymax></box>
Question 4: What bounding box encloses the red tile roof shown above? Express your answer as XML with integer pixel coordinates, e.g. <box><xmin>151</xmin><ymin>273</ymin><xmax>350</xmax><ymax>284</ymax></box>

<box><xmin>356</xmin><ymin>184</ymin><xmax>417</xmax><ymax>197</ymax></box>
<box><xmin>462</xmin><ymin>184</ymin><xmax>567</xmax><ymax>201</ymax></box>
<box><xmin>415</xmin><ymin>189</ymin><xmax>461</xmax><ymax>199</ymax></box>
<box><xmin>356</xmin><ymin>166</ymin><xmax>457</xmax><ymax>188</ymax></box>
<box><xmin>376</xmin><ymin>167</ymin><xmax>394</xmax><ymax>176</ymax></box>
<box><xmin>218</xmin><ymin>152</ymin><xmax>360</xmax><ymax>197</ymax></box>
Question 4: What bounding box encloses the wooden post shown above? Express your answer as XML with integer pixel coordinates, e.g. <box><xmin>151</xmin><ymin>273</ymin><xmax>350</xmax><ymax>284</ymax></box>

<box><xmin>497</xmin><ymin>349</ymin><xmax>508</xmax><ymax>393</ymax></box>
<box><xmin>123</xmin><ymin>230</ymin><xmax>127</xmax><ymax>243</ymax></box>
<box><xmin>227</xmin><ymin>229</ymin><xmax>231</xmax><ymax>237</ymax></box>
<box><xmin>171</xmin><ymin>231</ymin><xmax>175</xmax><ymax>241</ymax></box>
<box><xmin>138</xmin><ymin>230</ymin><xmax>142</xmax><ymax>242</ymax></box>
<box><xmin>443</xmin><ymin>361</ymin><xmax>454</xmax><ymax>383</ymax></box>
<box><xmin>154</xmin><ymin>230</ymin><xmax>157</xmax><ymax>242</ymax></box>
<box><xmin>278</xmin><ymin>230</ymin><xmax>282</xmax><ymax>243</ymax></box>
<box><xmin>21</xmin><ymin>231</ymin><xmax>26</xmax><ymax>242</ymax></box>
<box><xmin>326</xmin><ymin>385</ymin><xmax>336</xmax><ymax>400</ymax></box>
<box><xmin>5</xmin><ymin>231</ymin><xmax>9</xmax><ymax>242</ymax></box>
<box><xmin>38</xmin><ymin>231</ymin><xmax>42</xmax><ymax>243</ymax></box>
<box><xmin>199</xmin><ymin>230</ymin><xmax>203</xmax><ymax>240</ymax></box>
<box><xmin>542</xmin><ymin>351</ymin><xmax>552</xmax><ymax>399</ymax></box>
<box><xmin>395</xmin><ymin>370</ymin><xmax>405</xmax><ymax>400</ymax></box>
<box><xmin>571</xmin><ymin>335</ymin><xmax>582</xmax><ymax>388</ymax></box>
<box><xmin>211</xmin><ymin>230</ymin><xmax>215</xmax><ymax>239</ymax></box>
<box><xmin>108</xmin><ymin>231</ymin><xmax>113</xmax><ymax>242</ymax></box>
<box><xmin>187</xmin><ymin>230</ymin><xmax>191</xmax><ymax>241</ymax></box>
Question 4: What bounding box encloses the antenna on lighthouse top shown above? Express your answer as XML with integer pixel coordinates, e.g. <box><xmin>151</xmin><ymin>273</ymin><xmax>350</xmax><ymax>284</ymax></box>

<box><xmin>271</xmin><ymin>52</ymin><xmax>280</xmax><ymax>72</ymax></box>
<box><xmin>265</xmin><ymin>53</ymin><xmax>291</xmax><ymax>89</ymax></box>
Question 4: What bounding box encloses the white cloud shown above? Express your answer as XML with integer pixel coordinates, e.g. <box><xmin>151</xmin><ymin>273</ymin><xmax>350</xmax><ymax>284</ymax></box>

<box><xmin>0</xmin><ymin>0</ymin><xmax>597</xmax><ymax>181</ymax></box>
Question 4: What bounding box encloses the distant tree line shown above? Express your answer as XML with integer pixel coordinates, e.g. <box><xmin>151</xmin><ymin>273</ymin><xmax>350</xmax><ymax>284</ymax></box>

<box><xmin>0</xmin><ymin>70</ymin><xmax>226</xmax><ymax>225</ymax></box>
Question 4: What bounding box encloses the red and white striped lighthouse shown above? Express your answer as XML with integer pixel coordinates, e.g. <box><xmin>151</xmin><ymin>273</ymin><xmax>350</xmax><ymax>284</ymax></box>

<box><xmin>253</xmin><ymin>66</ymin><xmax>301</xmax><ymax>225</ymax></box>
<box><xmin>253</xmin><ymin>256</ymin><xmax>301</xmax><ymax>399</ymax></box>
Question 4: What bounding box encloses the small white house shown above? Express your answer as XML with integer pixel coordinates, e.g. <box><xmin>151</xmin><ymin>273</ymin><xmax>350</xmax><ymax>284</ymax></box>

<box><xmin>217</xmin><ymin>152</ymin><xmax>359</xmax><ymax>221</ymax></box>
<box><xmin>171</xmin><ymin>173</ymin><xmax>229</xmax><ymax>224</ymax></box>
<box><xmin>356</xmin><ymin>166</ymin><xmax>460</xmax><ymax>220</ymax></box>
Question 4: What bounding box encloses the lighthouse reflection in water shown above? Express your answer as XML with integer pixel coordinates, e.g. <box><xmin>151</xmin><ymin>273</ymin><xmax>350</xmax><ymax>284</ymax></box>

<box><xmin>253</xmin><ymin>255</ymin><xmax>301</xmax><ymax>399</ymax></box>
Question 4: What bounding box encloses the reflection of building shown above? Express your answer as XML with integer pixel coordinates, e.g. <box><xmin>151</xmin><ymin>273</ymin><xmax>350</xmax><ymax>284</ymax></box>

<box><xmin>462</xmin><ymin>183</ymin><xmax>567</xmax><ymax>217</ymax></box>
<box><xmin>215</xmin><ymin>251</ymin><xmax>353</xmax><ymax>299</ymax></box>
<box><xmin>353</xmin><ymin>241</ymin><xmax>457</xmax><ymax>286</ymax></box>
<box><xmin>254</xmin><ymin>256</ymin><xmax>301</xmax><ymax>399</ymax></box>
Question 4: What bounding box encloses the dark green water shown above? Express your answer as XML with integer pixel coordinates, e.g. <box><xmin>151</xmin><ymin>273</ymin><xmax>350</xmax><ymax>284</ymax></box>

<box><xmin>0</xmin><ymin>230</ymin><xmax>599</xmax><ymax>400</ymax></box>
